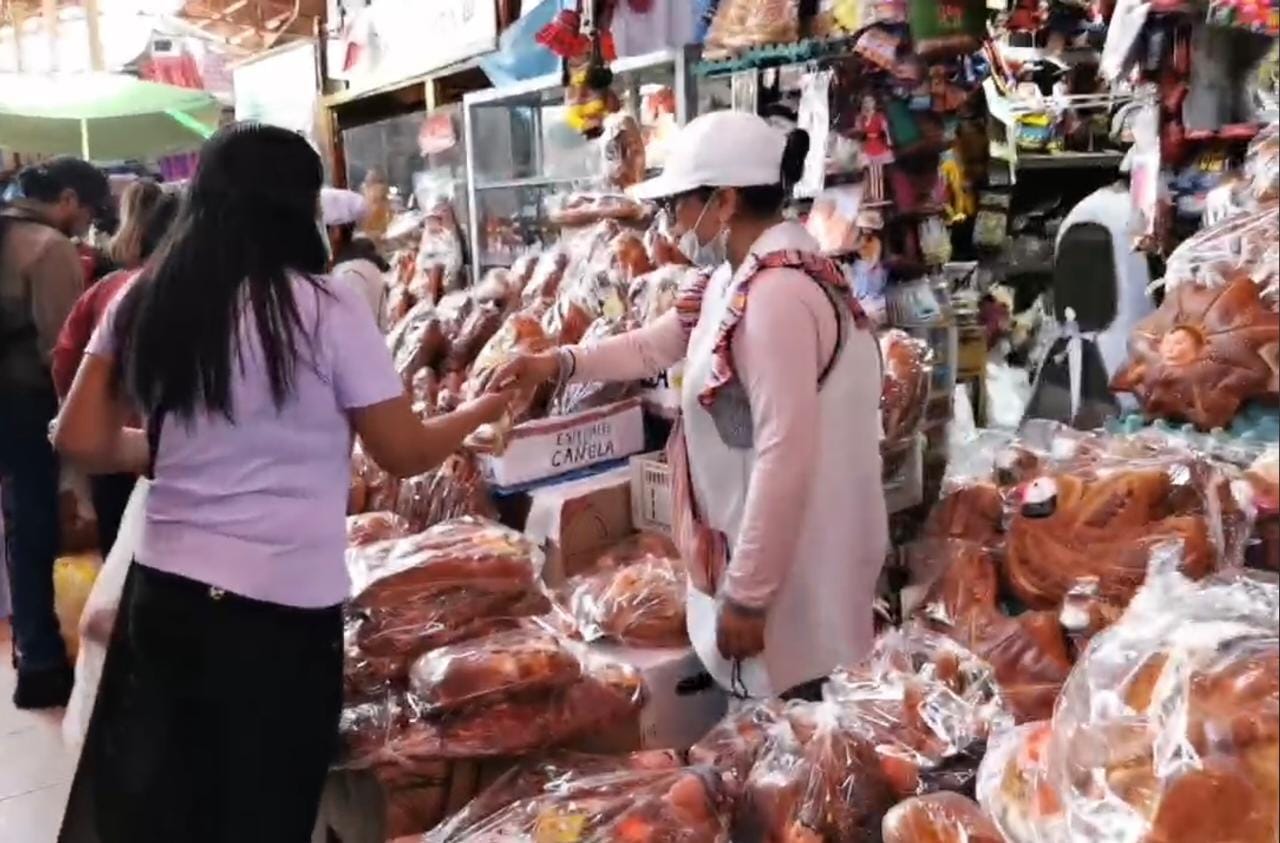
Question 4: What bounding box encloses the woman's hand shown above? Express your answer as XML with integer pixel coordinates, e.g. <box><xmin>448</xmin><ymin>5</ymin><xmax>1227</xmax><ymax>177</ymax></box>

<box><xmin>488</xmin><ymin>351</ymin><xmax>561</xmax><ymax>395</ymax></box>
<box><xmin>716</xmin><ymin>599</ymin><xmax>767</xmax><ymax>661</ymax></box>
<box><xmin>458</xmin><ymin>390</ymin><xmax>515</xmax><ymax>426</ymax></box>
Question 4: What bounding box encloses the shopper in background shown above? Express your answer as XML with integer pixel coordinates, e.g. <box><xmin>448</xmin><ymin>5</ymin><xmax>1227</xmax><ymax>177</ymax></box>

<box><xmin>493</xmin><ymin>111</ymin><xmax>887</xmax><ymax>701</ymax></box>
<box><xmin>53</xmin><ymin>180</ymin><xmax>180</xmax><ymax>557</ymax></box>
<box><xmin>322</xmin><ymin>186</ymin><xmax>390</xmax><ymax>330</ymax></box>
<box><xmin>0</xmin><ymin>157</ymin><xmax>110</xmax><ymax>709</ymax></box>
<box><xmin>54</xmin><ymin>122</ymin><xmax>511</xmax><ymax>842</ymax></box>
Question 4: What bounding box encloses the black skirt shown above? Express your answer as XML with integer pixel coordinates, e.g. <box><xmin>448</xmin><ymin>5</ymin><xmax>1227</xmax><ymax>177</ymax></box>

<box><xmin>59</xmin><ymin>564</ymin><xmax>343</xmax><ymax>843</ymax></box>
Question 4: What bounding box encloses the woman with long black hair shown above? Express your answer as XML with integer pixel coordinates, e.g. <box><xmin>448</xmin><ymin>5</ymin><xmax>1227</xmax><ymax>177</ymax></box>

<box><xmin>54</xmin><ymin>123</ymin><xmax>510</xmax><ymax>842</ymax></box>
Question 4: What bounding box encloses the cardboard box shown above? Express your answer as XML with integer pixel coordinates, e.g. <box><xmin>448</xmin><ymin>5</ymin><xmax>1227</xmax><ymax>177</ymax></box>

<box><xmin>523</xmin><ymin>466</ymin><xmax>635</xmax><ymax>586</ymax></box>
<box><xmin>477</xmin><ymin>399</ymin><xmax>646</xmax><ymax>491</ymax></box>
<box><xmin>577</xmin><ymin>644</ymin><xmax>728</xmax><ymax>753</ymax></box>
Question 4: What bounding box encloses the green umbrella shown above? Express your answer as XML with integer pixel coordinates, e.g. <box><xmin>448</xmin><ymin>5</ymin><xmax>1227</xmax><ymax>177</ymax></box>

<box><xmin>0</xmin><ymin>72</ymin><xmax>220</xmax><ymax>161</ymax></box>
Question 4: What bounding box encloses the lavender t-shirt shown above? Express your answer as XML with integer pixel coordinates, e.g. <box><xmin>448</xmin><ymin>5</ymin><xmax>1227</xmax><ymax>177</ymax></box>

<box><xmin>87</xmin><ymin>274</ymin><xmax>403</xmax><ymax>608</ymax></box>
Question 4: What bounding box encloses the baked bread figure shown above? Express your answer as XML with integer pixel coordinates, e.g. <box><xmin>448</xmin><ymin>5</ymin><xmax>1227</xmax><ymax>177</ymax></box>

<box><xmin>883</xmin><ymin>793</ymin><xmax>1002</xmax><ymax>843</ymax></box>
<box><xmin>1111</xmin><ymin>277</ymin><xmax>1280</xmax><ymax>430</ymax></box>
<box><xmin>1006</xmin><ymin>470</ymin><xmax>1217</xmax><ymax>611</ymax></box>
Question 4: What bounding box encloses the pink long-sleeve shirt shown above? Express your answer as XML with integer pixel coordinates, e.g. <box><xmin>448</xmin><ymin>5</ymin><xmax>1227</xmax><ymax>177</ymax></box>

<box><xmin>571</xmin><ymin>253</ymin><xmax>840</xmax><ymax>610</ymax></box>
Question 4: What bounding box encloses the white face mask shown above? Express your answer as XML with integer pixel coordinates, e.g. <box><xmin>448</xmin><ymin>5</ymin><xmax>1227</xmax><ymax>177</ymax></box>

<box><xmin>678</xmin><ymin>192</ymin><xmax>728</xmax><ymax>268</ymax></box>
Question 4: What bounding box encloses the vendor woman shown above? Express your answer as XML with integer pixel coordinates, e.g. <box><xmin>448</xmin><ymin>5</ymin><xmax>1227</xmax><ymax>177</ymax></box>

<box><xmin>54</xmin><ymin>123</ymin><xmax>511</xmax><ymax>840</ymax></box>
<box><xmin>495</xmin><ymin>111</ymin><xmax>887</xmax><ymax>700</ymax></box>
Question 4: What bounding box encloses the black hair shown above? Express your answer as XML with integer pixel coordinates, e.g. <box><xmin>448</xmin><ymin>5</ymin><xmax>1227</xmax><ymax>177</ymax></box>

<box><xmin>113</xmin><ymin>123</ymin><xmax>328</xmax><ymax>420</ymax></box>
<box><xmin>13</xmin><ymin>157</ymin><xmax>110</xmax><ymax>213</ymax></box>
<box><xmin>680</xmin><ymin>129</ymin><xmax>812</xmax><ymax>220</ymax></box>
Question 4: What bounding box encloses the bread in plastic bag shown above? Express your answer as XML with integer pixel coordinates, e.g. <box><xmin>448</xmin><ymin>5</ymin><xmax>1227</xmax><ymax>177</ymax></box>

<box><xmin>541</xmin><ymin>293</ymin><xmax>595</xmax><ymax>347</ymax></box>
<box><xmin>407</xmin><ymin>622</ymin><xmax>583</xmax><ymax>715</ymax></box>
<box><xmin>981</xmin><ymin>562</ymin><xmax>1279</xmax><ymax>843</ymax></box>
<box><xmin>521</xmin><ymin>248</ymin><xmax>570</xmax><ymax>306</ymax></box>
<box><xmin>388</xmin><ymin>299</ymin><xmax>449</xmax><ymax>382</ymax></box>
<box><xmin>340</xmin><ymin>651</ymin><xmax>644</xmax><ymax>764</ymax></box>
<box><xmin>549</xmin><ymin>314</ymin><xmax>641</xmax><ymax>416</ymax></box>
<box><xmin>733</xmin><ymin>701</ymin><xmax>897</xmax><ymax>843</ymax></box>
<box><xmin>602</xmin><ymin>113</ymin><xmax>647</xmax><ymax>190</ymax></box>
<box><xmin>393</xmin><ymin>453</ymin><xmax>496</xmax><ymax>534</ymax></box>
<box><xmin>914</xmin><ymin>541</ymin><xmax>1073</xmax><ymax>723</ymax></box>
<box><xmin>629</xmin><ymin>265</ymin><xmax>690</xmax><ymax>325</ymax></box>
<box><xmin>706</xmin><ymin>0</ymin><xmax>800</xmax><ymax>54</ymax></box>
<box><xmin>351</xmin><ymin>445</ymin><xmax>401</xmax><ymax>514</ymax></box>
<box><xmin>824</xmin><ymin>625</ymin><xmax>1012</xmax><ymax>800</ymax></box>
<box><xmin>347</xmin><ymin>511</ymin><xmax>412</xmax><ymax>547</ymax></box>
<box><xmin>423</xmin><ymin>749</ymin><xmax>685</xmax><ymax>842</ymax></box>
<box><xmin>975</xmin><ymin>721</ymin><xmax>1064</xmax><ymax>843</ymax></box>
<box><xmin>882</xmin><ymin>792</ymin><xmax>1002</xmax><ymax>843</ymax></box>
<box><xmin>545</xmin><ymin>192</ymin><xmax>652</xmax><ymax>229</ymax></box>
<box><xmin>423</xmin><ymin>764</ymin><xmax>729</xmax><ymax>842</ymax></box>
<box><xmin>688</xmin><ymin>700</ymin><xmax>789</xmax><ymax>798</ymax></box>
<box><xmin>566</xmin><ymin>550</ymin><xmax>688</xmax><ymax>647</ymax></box>
<box><xmin>1111</xmin><ymin>276</ymin><xmax>1280</xmax><ymax>430</ymax></box>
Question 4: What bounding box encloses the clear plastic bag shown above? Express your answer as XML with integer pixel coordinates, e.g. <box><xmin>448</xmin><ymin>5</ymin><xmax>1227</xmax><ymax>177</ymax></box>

<box><xmin>733</xmin><ymin>702</ymin><xmax>898</xmax><ymax>843</ymax></box>
<box><xmin>628</xmin><ymin>265</ymin><xmax>690</xmax><ymax>325</ymax></box>
<box><xmin>422</xmin><ymin>765</ymin><xmax>730</xmax><ymax>843</ymax></box>
<box><xmin>545</xmin><ymin>192</ymin><xmax>652</xmax><ymax>229</ymax></box>
<box><xmin>882</xmin><ymin>792</ymin><xmax>1003</xmax><ymax>843</ymax></box>
<box><xmin>424</xmin><ymin>750</ymin><xmax>685</xmax><ymax>842</ymax></box>
<box><xmin>824</xmin><ymin>625</ymin><xmax>1012</xmax><ymax>800</ymax></box>
<box><xmin>880</xmin><ymin>329</ymin><xmax>934</xmax><ymax>473</ymax></box>
<box><xmin>393</xmin><ymin>453</ymin><xmax>496</xmax><ymax>534</ymax></box>
<box><xmin>549</xmin><ymin>314</ymin><xmax>641</xmax><ymax>416</ymax></box>
<box><xmin>407</xmin><ymin>622</ymin><xmax>583</xmax><ymax>715</ymax></box>
<box><xmin>347</xmin><ymin>511</ymin><xmax>412</xmax><ymax>548</ymax></box>
<box><xmin>688</xmin><ymin>700</ymin><xmax>788</xmax><ymax>798</ymax></box>
<box><xmin>705</xmin><ymin>0</ymin><xmax>801</xmax><ymax>54</ymax></box>
<box><xmin>979</xmin><ymin>564</ymin><xmax>1280</xmax><ymax>843</ymax></box>
<box><xmin>340</xmin><ymin>652</ymin><xmax>644</xmax><ymax>764</ymax></box>
<box><xmin>350</xmin><ymin>445</ymin><xmax>401</xmax><ymax>515</ymax></box>
<box><xmin>442</xmin><ymin>303</ymin><xmax>505</xmax><ymax>375</ymax></box>
<box><xmin>566</xmin><ymin>551</ymin><xmax>688</xmax><ymax>647</ymax></box>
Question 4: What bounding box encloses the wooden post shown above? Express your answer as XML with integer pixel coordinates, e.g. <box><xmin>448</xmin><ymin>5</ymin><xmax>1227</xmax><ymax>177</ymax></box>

<box><xmin>42</xmin><ymin>0</ymin><xmax>57</xmax><ymax>71</ymax></box>
<box><xmin>85</xmin><ymin>0</ymin><xmax>104</xmax><ymax>71</ymax></box>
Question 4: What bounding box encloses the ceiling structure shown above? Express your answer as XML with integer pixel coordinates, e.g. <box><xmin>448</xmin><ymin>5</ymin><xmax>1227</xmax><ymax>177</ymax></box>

<box><xmin>0</xmin><ymin>0</ymin><xmax>326</xmax><ymax>55</ymax></box>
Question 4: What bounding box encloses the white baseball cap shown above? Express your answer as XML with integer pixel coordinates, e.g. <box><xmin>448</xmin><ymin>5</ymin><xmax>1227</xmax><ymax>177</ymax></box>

<box><xmin>630</xmin><ymin>111</ymin><xmax>789</xmax><ymax>201</ymax></box>
<box><xmin>320</xmin><ymin>187</ymin><xmax>369</xmax><ymax>227</ymax></box>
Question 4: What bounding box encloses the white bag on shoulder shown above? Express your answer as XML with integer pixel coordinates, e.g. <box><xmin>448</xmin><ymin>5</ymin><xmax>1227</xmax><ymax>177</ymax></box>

<box><xmin>63</xmin><ymin>478</ymin><xmax>149</xmax><ymax>749</ymax></box>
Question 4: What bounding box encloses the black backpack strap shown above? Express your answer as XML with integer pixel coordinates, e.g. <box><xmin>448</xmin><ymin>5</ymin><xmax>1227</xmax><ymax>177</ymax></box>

<box><xmin>815</xmin><ymin>279</ymin><xmax>848</xmax><ymax>389</ymax></box>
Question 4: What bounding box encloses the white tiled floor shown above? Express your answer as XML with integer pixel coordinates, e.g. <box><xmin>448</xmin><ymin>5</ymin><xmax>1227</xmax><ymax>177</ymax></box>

<box><xmin>0</xmin><ymin>621</ymin><xmax>74</xmax><ymax>843</ymax></box>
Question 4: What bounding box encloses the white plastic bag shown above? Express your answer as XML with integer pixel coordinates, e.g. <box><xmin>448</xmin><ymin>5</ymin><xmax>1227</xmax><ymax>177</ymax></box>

<box><xmin>63</xmin><ymin>478</ymin><xmax>148</xmax><ymax>749</ymax></box>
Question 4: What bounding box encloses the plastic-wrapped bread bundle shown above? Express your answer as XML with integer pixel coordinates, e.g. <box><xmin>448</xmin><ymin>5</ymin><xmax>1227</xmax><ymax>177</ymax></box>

<box><xmin>1003</xmin><ymin>451</ymin><xmax>1247</xmax><ymax>613</ymax></box>
<box><xmin>1244</xmin><ymin>123</ymin><xmax>1279</xmax><ymax>206</ymax></box>
<box><xmin>424</xmin><ymin>750</ymin><xmax>684</xmax><ymax>842</ymax></box>
<box><xmin>462</xmin><ymin>311</ymin><xmax>557</xmax><ymax>454</ymax></box>
<box><xmin>347</xmin><ymin>512</ymin><xmax>412</xmax><ymax>547</ymax></box>
<box><xmin>705</xmin><ymin>0</ymin><xmax>800</xmax><ymax>55</ymax></box>
<box><xmin>882</xmin><ymin>792</ymin><xmax>1002</xmax><ymax>843</ymax></box>
<box><xmin>602</xmin><ymin>113</ymin><xmax>647</xmax><ymax>190</ymax></box>
<box><xmin>522</xmin><ymin>248</ymin><xmax>570</xmax><ymax>306</ymax></box>
<box><xmin>688</xmin><ymin>700</ymin><xmax>788</xmax><ymax>798</ymax></box>
<box><xmin>407</xmin><ymin>623</ymin><xmax>583</xmax><ymax>714</ymax></box>
<box><xmin>541</xmin><ymin>292</ymin><xmax>596</xmax><ymax>347</ymax></box>
<box><xmin>1041</xmin><ymin>564</ymin><xmax>1277</xmax><ymax>843</ymax></box>
<box><xmin>975</xmin><ymin>721</ymin><xmax>1065</xmax><ymax>843</ymax></box>
<box><xmin>1111</xmin><ymin>276</ymin><xmax>1280</xmax><ymax>428</ymax></box>
<box><xmin>566</xmin><ymin>551</ymin><xmax>688</xmax><ymax>647</ymax></box>
<box><xmin>343</xmin><ymin>519</ymin><xmax>550</xmax><ymax>696</ymax></box>
<box><xmin>545</xmin><ymin>192</ymin><xmax>653</xmax><ymax>229</ymax></box>
<box><xmin>914</xmin><ymin>541</ymin><xmax>1073</xmax><ymax>723</ymax></box>
<box><xmin>412</xmin><ymin>199</ymin><xmax>465</xmax><ymax>303</ymax></box>
<box><xmin>628</xmin><ymin>265</ymin><xmax>691</xmax><ymax>325</ymax></box>
<box><xmin>393</xmin><ymin>453</ymin><xmax>496</xmax><ymax>534</ymax></box>
<box><xmin>733</xmin><ymin>701</ymin><xmax>897</xmax><ymax>843</ymax></box>
<box><xmin>646</xmin><ymin>228</ymin><xmax>693</xmax><ymax>268</ymax></box>
<box><xmin>442</xmin><ymin>303</ymin><xmax>505</xmax><ymax>375</ymax></box>
<box><xmin>607</xmin><ymin>231</ymin><xmax>655</xmax><ymax>284</ymax></box>
<box><xmin>388</xmin><ymin>299</ymin><xmax>449</xmax><ymax>383</ymax></box>
<box><xmin>340</xmin><ymin>652</ymin><xmax>645</xmax><ymax>765</ymax></box>
<box><xmin>879</xmin><ymin>330</ymin><xmax>933</xmax><ymax>475</ymax></box>
<box><xmin>549</xmin><ymin>314</ymin><xmax>642</xmax><ymax>416</ymax></box>
<box><xmin>350</xmin><ymin>445</ymin><xmax>401</xmax><ymax>515</ymax></box>
<box><xmin>824</xmin><ymin>625</ymin><xmax>1012</xmax><ymax>800</ymax></box>
<box><xmin>421</xmin><ymin>765</ymin><xmax>730</xmax><ymax>843</ymax></box>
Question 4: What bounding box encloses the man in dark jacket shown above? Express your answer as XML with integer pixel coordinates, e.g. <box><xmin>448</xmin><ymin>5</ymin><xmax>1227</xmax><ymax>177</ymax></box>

<box><xmin>1</xmin><ymin>157</ymin><xmax>110</xmax><ymax>709</ymax></box>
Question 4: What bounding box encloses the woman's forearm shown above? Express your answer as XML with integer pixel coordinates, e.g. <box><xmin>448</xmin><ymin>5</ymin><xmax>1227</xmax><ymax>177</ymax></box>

<box><xmin>570</xmin><ymin>310</ymin><xmax>688</xmax><ymax>384</ymax></box>
<box><xmin>60</xmin><ymin>426</ymin><xmax>148</xmax><ymax>476</ymax></box>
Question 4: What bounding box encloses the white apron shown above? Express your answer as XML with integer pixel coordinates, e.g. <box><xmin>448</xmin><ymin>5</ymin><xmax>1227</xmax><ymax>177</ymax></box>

<box><xmin>681</xmin><ymin>223</ymin><xmax>888</xmax><ymax>698</ymax></box>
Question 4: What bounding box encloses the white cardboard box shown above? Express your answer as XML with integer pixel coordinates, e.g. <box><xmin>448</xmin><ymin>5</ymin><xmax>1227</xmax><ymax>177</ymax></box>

<box><xmin>477</xmin><ymin>399</ymin><xmax>646</xmax><ymax>491</ymax></box>
<box><xmin>580</xmin><ymin>643</ymin><xmax>728</xmax><ymax>752</ymax></box>
<box><xmin>522</xmin><ymin>466</ymin><xmax>634</xmax><ymax>587</ymax></box>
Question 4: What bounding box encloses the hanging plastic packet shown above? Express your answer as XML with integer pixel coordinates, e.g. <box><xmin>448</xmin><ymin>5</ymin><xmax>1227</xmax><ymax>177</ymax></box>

<box><xmin>973</xmin><ymin>191</ymin><xmax>1010</xmax><ymax>249</ymax></box>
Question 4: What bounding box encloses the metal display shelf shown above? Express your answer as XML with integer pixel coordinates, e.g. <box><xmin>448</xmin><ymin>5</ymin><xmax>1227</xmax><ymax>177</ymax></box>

<box><xmin>1015</xmin><ymin>151</ymin><xmax>1127</xmax><ymax>170</ymax></box>
<box><xmin>694</xmin><ymin>35</ymin><xmax>859</xmax><ymax>78</ymax></box>
<box><xmin>462</xmin><ymin>47</ymin><xmax>700</xmax><ymax>285</ymax></box>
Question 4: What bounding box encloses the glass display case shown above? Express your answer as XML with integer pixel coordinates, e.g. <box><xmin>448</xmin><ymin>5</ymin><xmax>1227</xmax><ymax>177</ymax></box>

<box><xmin>462</xmin><ymin>46</ymin><xmax>700</xmax><ymax>284</ymax></box>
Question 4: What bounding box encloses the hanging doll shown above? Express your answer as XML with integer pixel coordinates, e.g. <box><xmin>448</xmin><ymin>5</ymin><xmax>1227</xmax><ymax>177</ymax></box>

<box><xmin>855</xmin><ymin>94</ymin><xmax>895</xmax><ymax>204</ymax></box>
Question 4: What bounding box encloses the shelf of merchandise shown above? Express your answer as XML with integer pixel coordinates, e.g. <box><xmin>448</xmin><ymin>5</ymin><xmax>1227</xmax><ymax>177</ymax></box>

<box><xmin>462</xmin><ymin>46</ymin><xmax>701</xmax><ymax>285</ymax></box>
